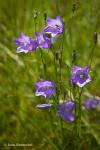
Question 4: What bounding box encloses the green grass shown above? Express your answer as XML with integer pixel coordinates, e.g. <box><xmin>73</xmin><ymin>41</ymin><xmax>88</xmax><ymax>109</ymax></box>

<box><xmin>0</xmin><ymin>0</ymin><xmax>100</xmax><ymax>149</ymax></box>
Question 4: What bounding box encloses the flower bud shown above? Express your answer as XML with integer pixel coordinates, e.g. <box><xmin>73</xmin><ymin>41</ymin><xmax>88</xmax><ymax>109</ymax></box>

<box><xmin>72</xmin><ymin>50</ymin><xmax>77</xmax><ymax>64</ymax></box>
<box><xmin>34</xmin><ymin>9</ymin><xmax>38</xmax><ymax>19</ymax></box>
<box><xmin>43</xmin><ymin>11</ymin><xmax>47</xmax><ymax>21</ymax></box>
<box><xmin>43</xmin><ymin>63</ymin><xmax>46</xmax><ymax>71</ymax></box>
<box><xmin>72</xmin><ymin>3</ymin><xmax>76</xmax><ymax>13</ymax></box>
<box><xmin>55</xmin><ymin>51</ymin><xmax>59</xmax><ymax>60</ymax></box>
<box><xmin>94</xmin><ymin>32</ymin><xmax>97</xmax><ymax>45</ymax></box>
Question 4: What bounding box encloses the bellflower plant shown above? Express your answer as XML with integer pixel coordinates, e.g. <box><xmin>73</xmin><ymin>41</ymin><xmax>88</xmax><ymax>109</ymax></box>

<box><xmin>15</xmin><ymin>12</ymin><xmax>99</xmax><ymax>149</ymax></box>
<box><xmin>15</xmin><ymin>33</ymin><xmax>38</xmax><ymax>53</ymax></box>
<box><xmin>71</xmin><ymin>66</ymin><xmax>91</xmax><ymax>87</ymax></box>
<box><xmin>57</xmin><ymin>101</ymin><xmax>75</xmax><ymax>122</ymax></box>
<box><xmin>34</xmin><ymin>80</ymin><xmax>56</xmax><ymax>99</ymax></box>
<box><xmin>44</xmin><ymin>16</ymin><xmax>64</xmax><ymax>37</ymax></box>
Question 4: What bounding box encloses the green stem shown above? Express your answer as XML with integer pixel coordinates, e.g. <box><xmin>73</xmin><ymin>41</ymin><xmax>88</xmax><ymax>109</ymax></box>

<box><xmin>78</xmin><ymin>87</ymin><xmax>83</xmax><ymax>137</ymax></box>
<box><xmin>54</xmin><ymin>51</ymin><xmax>58</xmax><ymax>83</ymax></box>
<box><xmin>34</xmin><ymin>18</ymin><xmax>37</xmax><ymax>32</ymax></box>
<box><xmin>40</xmin><ymin>48</ymin><xmax>46</xmax><ymax>79</ymax></box>
<box><xmin>73</xmin><ymin>87</ymin><xmax>77</xmax><ymax>130</ymax></box>
<box><xmin>60</xmin><ymin>118</ymin><xmax>65</xmax><ymax>149</ymax></box>
<box><xmin>89</xmin><ymin>44</ymin><xmax>96</xmax><ymax>69</ymax></box>
<box><xmin>73</xmin><ymin>87</ymin><xmax>83</xmax><ymax>150</ymax></box>
<box><xmin>59</xmin><ymin>33</ymin><xmax>65</xmax><ymax>81</ymax></box>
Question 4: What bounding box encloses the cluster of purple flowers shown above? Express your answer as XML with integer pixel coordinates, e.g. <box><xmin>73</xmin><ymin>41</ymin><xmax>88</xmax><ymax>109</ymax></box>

<box><xmin>34</xmin><ymin>79</ymin><xmax>75</xmax><ymax>122</ymax></box>
<box><xmin>34</xmin><ymin>64</ymin><xmax>99</xmax><ymax>122</ymax></box>
<box><xmin>34</xmin><ymin>78</ymin><xmax>100</xmax><ymax>121</ymax></box>
<box><xmin>15</xmin><ymin>15</ymin><xmax>100</xmax><ymax>122</ymax></box>
<box><xmin>15</xmin><ymin>16</ymin><xmax>64</xmax><ymax>53</ymax></box>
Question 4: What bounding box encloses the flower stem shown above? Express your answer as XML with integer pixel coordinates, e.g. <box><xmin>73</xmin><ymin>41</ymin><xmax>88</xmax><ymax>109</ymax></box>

<box><xmin>89</xmin><ymin>44</ymin><xmax>96</xmax><ymax>69</ymax></box>
<box><xmin>77</xmin><ymin>87</ymin><xmax>83</xmax><ymax>137</ymax></box>
<box><xmin>40</xmin><ymin>48</ymin><xmax>46</xmax><ymax>79</ymax></box>
<box><xmin>73</xmin><ymin>87</ymin><xmax>77</xmax><ymax>130</ymax></box>
<box><xmin>59</xmin><ymin>33</ymin><xmax>65</xmax><ymax>81</ymax></box>
<box><xmin>60</xmin><ymin>118</ymin><xmax>65</xmax><ymax>149</ymax></box>
<box><xmin>54</xmin><ymin>51</ymin><xmax>58</xmax><ymax>83</ymax></box>
<box><xmin>73</xmin><ymin>87</ymin><xmax>83</xmax><ymax>150</ymax></box>
<box><xmin>89</xmin><ymin>32</ymin><xmax>97</xmax><ymax>69</ymax></box>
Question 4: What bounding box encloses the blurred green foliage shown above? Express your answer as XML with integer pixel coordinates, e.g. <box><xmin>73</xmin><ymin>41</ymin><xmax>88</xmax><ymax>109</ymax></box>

<box><xmin>0</xmin><ymin>0</ymin><xmax>100</xmax><ymax>149</ymax></box>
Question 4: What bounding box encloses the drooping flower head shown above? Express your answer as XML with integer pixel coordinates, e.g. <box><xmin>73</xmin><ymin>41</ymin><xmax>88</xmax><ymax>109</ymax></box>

<box><xmin>83</xmin><ymin>96</ymin><xmax>100</xmax><ymax>110</ymax></box>
<box><xmin>71</xmin><ymin>66</ymin><xmax>91</xmax><ymax>87</ymax></box>
<box><xmin>15</xmin><ymin>33</ymin><xmax>38</xmax><ymax>53</ymax></box>
<box><xmin>35</xmin><ymin>33</ymin><xmax>51</xmax><ymax>49</ymax></box>
<box><xmin>34</xmin><ymin>80</ymin><xmax>56</xmax><ymax>99</ymax></box>
<box><xmin>57</xmin><ymin>101</ymin><xmax>75</xmax><ymax>122</ymax></box>
<box><xmin>36</xmin><ymin>104</ymin><xmax>52</xmax><ymax>109</ymax></box>
<box><xmin>44</xmin><ymin>16</ymin><xmax>64</xmax><ymax>38</ymax></box>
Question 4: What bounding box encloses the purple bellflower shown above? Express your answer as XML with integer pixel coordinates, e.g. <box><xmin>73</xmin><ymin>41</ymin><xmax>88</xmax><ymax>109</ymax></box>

<box><xmin>35</xmin><ymin>33</ymin><xmax>51</xmax><ymax>49</ymax></box>
<box><xmin>71</xmin><ymin>66</ymin><xmax>91</xmax><ymax>87</ymax></box>
<box><xmin>44</xmin><ymin>16</ymin><xmax>64</xmax><ymax>38</ymax></box>
<box><xmin>34</xmin><ymin>80</ymin><xmax>56</xmax><ymax>99</ymax></box>
<box><xmin>36</xmin><ymin>104</ymin><xmax>52</xmax><ymax>109</ymax></box>
<box><xmin>15</xmin><ymin>33</ymin><xmax>38</xmax><ymax>53</ymax></box>
<box><xmin>83</xmin><ymin>96</ymin><xmax>100</xmax><ymax>110</ymax></box>
<box><xmin>57</xmin><ymin>101</ymin><xmax>75</xmax><ymax>122</ymax></box>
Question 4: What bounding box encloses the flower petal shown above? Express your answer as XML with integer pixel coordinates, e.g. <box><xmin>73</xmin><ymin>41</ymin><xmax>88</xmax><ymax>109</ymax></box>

<box><xmin>36</xmin><ymin>104</ymin><xmax>52</xmax><ymax>109</ymax></box>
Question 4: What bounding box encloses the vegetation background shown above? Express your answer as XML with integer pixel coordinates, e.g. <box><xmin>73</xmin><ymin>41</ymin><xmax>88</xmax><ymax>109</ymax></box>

<box><xmin>0</xmin><ymin>0</ymin><xmax>100</xmax><ymax>149</ymax></box>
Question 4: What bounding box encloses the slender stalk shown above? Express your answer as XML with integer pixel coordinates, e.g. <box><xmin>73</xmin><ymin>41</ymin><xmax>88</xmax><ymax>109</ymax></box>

<box><xmin>59</xmin><ymin>33</ymin><xmax>65</xmax><ymax>81</ymax></box>
<box><xmin>40</xmin><ymin>48</ymin><xmax>46</xmax><ymax>79</ymax></box>
<box><xmin>73</xmin><ymin>87</ymin><xmax>83</xmax><ymax>150</ymax></box>
<box><xmin>74</xmin><ymin>97</ymin><xmax>77</xmax><ymax>131</ymax></box>
<box><xmin>52</xmin><ymin>44</ymin><xmax>65</xmax><ymax>149</ymax></box>
<box><xmin>54</xmin><ymin>51</ymin><xmax>58</xmax><ymax>83</ymax></box>
<box><xmin>60</xmin><ymin>118</ymin><xmax>65</xmax><ymax>149</ymax></box>
<box><xmin>89</xmin><ymin>32</ymin><xmax>97</xmax><ymax>68</ymax></box>
<box><xmin>34</xmin><ymin>9</ymin><xmax>38</xmax><ymax>32</ymax></box>
<box><xmin>77</xmin><ymin>87</ymin><xmax>83</xmax><ymax>138</ymax></box>
<box><xmin>59</xmin><ymin>34</ymin><xmax>65</xmax><ymax>149</ymax></box>
<box><xmin>50</xmin><ymin>46</ymin><xmax>59</xmax><ymax>103</ymax></box>
<box><xmin>34</xmin><ymin>19</ymin><xmax>36</xmax><ymax>32</ymax></box>
<box><xmin>72</xmin><ymin>86</ymin><xmax>77</xmax><ymax>131</ymax></box>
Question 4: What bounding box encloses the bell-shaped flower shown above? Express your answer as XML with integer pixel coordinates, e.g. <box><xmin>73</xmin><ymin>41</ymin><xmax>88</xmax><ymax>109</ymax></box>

<box><xmin>34</xmin><ymin>80</ymin><xmax>56</xmax><ymax>99</ymax></box>
<box><xmin>15</xmin><ymin>33</ymin><xmax>38</xmax><ymax>53</ymax></box>
<box><xmin>71</xmin><ymin>66</ymin><xmax>91</xmax><ymax>87</ymax></box>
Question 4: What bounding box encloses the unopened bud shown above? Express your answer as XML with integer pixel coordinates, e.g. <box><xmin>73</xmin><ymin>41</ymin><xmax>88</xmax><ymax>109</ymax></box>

<box><xmin>34</xmin><ymin>9</ymin><xmax>38</xmax><ymax>19</ymax></box>
<box><xmin>72</xmin><ymin>3</ymin><xmax>76</xmax><ymax>13</ymax></box>
<box><xmin>43</xmin><ymin>63</ymin><xmax>46</xmax><ymax>71</ymax></box>
<box><xmin>43</xmin><ymin>11</ymin><xmax>47</xmax><ymax>21</ymax></box>
<box><xmin>94</xmin><ymin>32</ymin><xmax>97</xmax><ymax>45</ymax></box>
<box><xmin>55</xmin><ymin>52</ymin><xmax>59</xmax><ymax>60</ymax></box>
<box><xmin>63</xmin><ymin>91</ymin><xmax>66</xmax><ymax>99</ymax></box>
<box><xmin>59</xmin><ymin>58</ymin><xmax>62</xmax><ymax>65</ymax></box>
